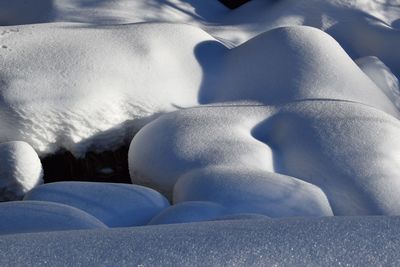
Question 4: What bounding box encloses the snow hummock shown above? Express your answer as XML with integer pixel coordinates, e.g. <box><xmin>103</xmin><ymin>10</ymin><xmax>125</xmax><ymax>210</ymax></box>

<box><xmin>0</xmin><ymin>22</ymin><xmax>398</xmax><ymax>157</ymax></box>
<box><xmin>0</xmin><ymin>216</ymin><xmax>399</xmax><ymax>266</ymax></box>
<box><xmin>129</xmin><ymin>101</ymin><xmax>400</xmax><ymax>216</ymax></box>
<box><xmin>0</xmin><ymin>141</ymin><xmax>43</xmax><ymax>201</ymax></box>
<box><xmin>0</xmin><ymin>200</ymin><xmax>106</xmax><ymax>235</ymax></box>
<box><xmin>24</xmin><ymin>182</ymin><xmax>169</xmax><ymax>227</ymax></box>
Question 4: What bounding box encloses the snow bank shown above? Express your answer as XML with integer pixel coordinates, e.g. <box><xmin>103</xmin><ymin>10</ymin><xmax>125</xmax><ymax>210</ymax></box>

<box><xmin>1</xmin><ymin>22</ymin><xmax>397</xmax><ymax>157</ymax></box>
<box><xmin>0</xmin><ymin>201</ymin><xmax>106</xmax><ymax>235</ymax></box>
<box><xmin>24</xmin><ymin>182</ymin><xmax>169</xmax><ymax>227</ymax></box>
<box><xmin>129</xmin><ymin>101</ymin><xmax>400</xmax><ymax>216</ymax></box>
<box><xmin>0</xmin><ymin>141</ymin><xmax>43</xmax><ymax>201</ymax></box>
<box><xmin>0</xmin><ymin>216</ymin><xmax>399</xmax><ymax>266</ymax></box>
<box><xmin>148</xmin><ymin>201</ymin><xmax>226</xmax><ymax>225</ymax></box>
<box><xmin>0</xmin><ymin>22</ymin><xmax>218</xmax><ymax>156</ymax></box>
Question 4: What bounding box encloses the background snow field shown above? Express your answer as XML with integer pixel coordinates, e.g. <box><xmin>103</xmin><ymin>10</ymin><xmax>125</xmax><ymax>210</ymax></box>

<box><xmin>0</xmin><ymin>0</ymin><xmax>400</xmax><ymax>264</ymax></box>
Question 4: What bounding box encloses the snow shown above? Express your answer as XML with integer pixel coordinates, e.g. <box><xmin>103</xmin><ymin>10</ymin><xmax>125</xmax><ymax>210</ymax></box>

<box><xmin>0</xmin><ymin>141</ymin><xmax>43</xmax><ymax>201</ymax></box>
<box><xmin>0</xmin><ymin>0</ymin><xmax>400</xmax><ymax>263</ymax></box>
<box><xmin>0</xmin><ymin>216</ymin><xmax>399</xmax><ymax>266</ymax></box>
<box><xmin>0</xmin><ymin>200</ymin><xmax>106</xmax><ymax>235</ymax></box>
<box><xmin>129</xmin><ymin>101</ymin><xmax>400</xmax><ymax>216</ymax></box>
<box><xmin>0</xmin><ymin>22</ymin><xmax>215</xmax><ymax>156</ymax></box>
<box><xmin>0</xmin><ymin>1</ymin><xmax>399</xmax><ymax>156</ymax></box>
<box><xmin>24</xmin><ymin>182</ymin><xmax>170</xmax><ymax>227</ymax></box>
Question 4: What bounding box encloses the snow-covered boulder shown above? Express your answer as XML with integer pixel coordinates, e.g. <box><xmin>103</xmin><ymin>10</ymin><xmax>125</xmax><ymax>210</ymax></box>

<box><xmin>0</xmin><ymin>141</ymin><xmax>43</xmax><ymax>201</ymax></box>
<box><xmin>24</xmin><ymin>182</ymin><xmax>169</xmax><ymax>227</ymax></box>
<box><xmin>0</xmin><ymin>201</ymin><xmax>106</xmax><ymax>235</ymax></box>
<box><xmin>129</xmin><ymin>101</ymin><xmax>400</xmax><ymax>216</ymax></box>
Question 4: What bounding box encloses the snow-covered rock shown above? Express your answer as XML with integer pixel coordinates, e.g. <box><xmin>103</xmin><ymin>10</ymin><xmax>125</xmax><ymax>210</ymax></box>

<box><xmin>129</xmin><ymin>101</ymin><xmax>400</xmax><ymax>216</ymax></box>
<box><xmin>0</xmin><ymin>141</ymin><xmax>43</xmax><ymax>201</ymax></box>
<box><xmin>0</xmin><ymin>201</ymin><xmax>106</xmax><ymax>235</ymax></box>
<box><xmin>0</xmin><ymin>216</ymin><xmax>399</xmax><ymax>266</ymax></box>
<box><xmin>24</xmin><ymin>182</ymin><xmax>169</xmax><ymax>227</ymax></box>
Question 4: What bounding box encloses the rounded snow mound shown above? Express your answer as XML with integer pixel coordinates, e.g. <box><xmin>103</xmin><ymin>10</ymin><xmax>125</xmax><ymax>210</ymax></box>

<box><xmin>0</xmin><ymin>22</ymin><xmax>220</xmax><ymax>156</ymax></box>
<box><xmin>0</xmin><ymin>200</ymin><xmax>106</xmax><ymax>235</ymax></box>
<box><xmin>24</xmin><ymin>182</ymin><xmax>170</xmax><ymax>227</ymax></box>
<box><xmin>129</xmin><ymin>100</ymin><xmax>400</xmax><ymax>217</ymax></box>
<box><xmin>0</xmin><ymin>141</ymin><xmax>43</xmax><ymax>201</ymax></box>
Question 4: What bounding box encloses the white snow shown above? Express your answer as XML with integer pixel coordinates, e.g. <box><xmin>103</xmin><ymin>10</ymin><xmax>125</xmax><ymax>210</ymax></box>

<box><xmin>0</xmin><ymin>200</ymin><xmax>106</xmax><ymax>235</ymax></box>
<box><xmin>0</xmin><ymin>216</ymin><xmax>399</xmax><ymax>266</ymax></box>
<box><xmin>24</xmin><ymin>182</ymin><xmax>170</xmax><ymax>227</ymax></box>
<box><xmin>129</xmin><ymin>101</ymin><xmax>400</xmax><ymax>216</ymax></box>
<box><xmin>0</xmin><ymin>141</ymin><xmax>43</xmax><ymax>201</ymax></box>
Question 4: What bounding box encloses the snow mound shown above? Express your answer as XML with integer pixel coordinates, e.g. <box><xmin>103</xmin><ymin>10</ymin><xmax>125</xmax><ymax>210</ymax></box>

<box><xmin>24</xmin><ymin>182</ymin><xmax>169</xmax><ymax>227</ymax></box>
<box><xmin>0</xmin><ymin>216</ymin><xmax>399</xmax><ymax>266</ymax></box>
<box><xmin>356</xmin><ymin>56</ymin><xmax>400</xmax><ymax>110</ymax></box>
<box><xmin>1</xmin><ymin>23</ymin><xmax>397</xmax><ymax>157</ymax></box>
<box><xmin>129</xmin><ymin>101</ymin><xmax>400</xmax><ymax>216</ymax></box>
<box><xmin>0</xmin><ymin>22</ymin><xmax>218</xmax><ymax>156</ymax></box>
<box><xmin>0</xmin><ymin>141</ymin><xmax>43</xmax><ymax>201</ymax></box>
<box><xmin>0</xmin><ymin>201</ymin><xmax>106</xmax><ymax>235</ymax></box>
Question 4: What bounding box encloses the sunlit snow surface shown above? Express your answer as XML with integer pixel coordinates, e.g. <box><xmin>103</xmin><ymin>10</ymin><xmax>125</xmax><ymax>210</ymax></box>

<box><xmin>1</xmin><ymin>0</ymin><xmax>400</xmax><ymax>264</ymax></box>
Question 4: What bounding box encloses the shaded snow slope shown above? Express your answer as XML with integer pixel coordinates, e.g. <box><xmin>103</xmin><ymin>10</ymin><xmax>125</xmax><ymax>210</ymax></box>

<box><xmin>0</xmin><ymin>141</ymin><xmax>43</xmax><ymax>201</ymax></box>
<box><xmin>0</xmin><ymin>23</ymin><xmax>397</xmax><ymax>156</ymax></box>
<box><xmin>24</xmin><ymin>182</ymin><xmax>169</xmax><ymax>227</ymax></box>
<box><xmin>0</xmin><ymin>201</ymin><xmax>106</xmax><ymax>235</ymax></box>
<box><xmin>129</xmin><ymin>101</ymin><xmax>400</xmax><ymax>216</ymax></box>
<box><xmin>0</xmin><ymin>216</ymin><xmax>399</xmax><ymax>266</ymax></box>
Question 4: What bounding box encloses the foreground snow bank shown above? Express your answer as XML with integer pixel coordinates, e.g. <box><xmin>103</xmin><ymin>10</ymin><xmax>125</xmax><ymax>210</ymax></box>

<box><xmin>24</xmin><ymin>182</ymin><xmax>169</xmax><ymax>227</ymax></box>
<box><xmin>0</xmin><ymin>216</ymin><xmax>399</xmax><ymax>266</ymax></box>
<box><xmin>0</xmin><ymin>201</ymin><xmax>106</xmax><ymax>235</ymax></box>
<box><xmin>0</xmin><ymin>141</ymin><xmax>43</xmax><ymax>201</ymax></box>
<box><xmin>129</xmin><ymin>101</ymin><xmax>400</xmax><ymax>216</ymax></box>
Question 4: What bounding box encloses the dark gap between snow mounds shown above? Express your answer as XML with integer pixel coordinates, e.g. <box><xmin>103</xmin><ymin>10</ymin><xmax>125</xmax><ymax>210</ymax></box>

<box><xmin>218</xmin><ymin>0</ymin><xmax>251</xmax><ymax>9</ymax></box>
<box><xmin>41</xmin><ymin>145</ymin><xmax>131</xmax><ymax>184</ymax></box>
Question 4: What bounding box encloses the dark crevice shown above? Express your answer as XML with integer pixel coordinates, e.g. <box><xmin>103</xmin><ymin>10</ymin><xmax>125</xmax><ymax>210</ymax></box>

<box><xmin>218</xmin><ymin>0</ymin><xmax>251</xmax><ymax>9</ymax></box>
<box><xmin>41</xmin><ymin>145</ymin><xmax>131</xmax><ymax>184</ymax></box>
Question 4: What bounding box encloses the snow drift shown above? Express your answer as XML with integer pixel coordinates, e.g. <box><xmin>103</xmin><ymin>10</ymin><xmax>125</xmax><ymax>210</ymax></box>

<box><xmin>129</xmin><ymin>101</ymin><xmax>400</xmax><ymax>216</ymax></box>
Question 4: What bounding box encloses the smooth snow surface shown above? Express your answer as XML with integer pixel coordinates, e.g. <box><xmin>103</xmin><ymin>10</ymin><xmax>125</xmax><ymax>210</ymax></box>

<box><xmin>130</xmin><ymin>101</ymin><xmax>400</xmax><ymax>216</ymax></box>
<box><xmin>24</xmin><ymin>182</ymin><xmax>169</xmax><ymax>227</ymax></box>
<box><xmin>0</xmin><ymin>201</ymin><xmax>106</xmax><ymax>235</ymax></box>
<box><xmin>0</xmin><ymin>1</ymin><xmax>399</xmax><ymax>156</ymax></box>
<box><xmin>0</xmin><ymin>141</ymin><xmax>43</xmax><ymax>201</ymax></box>
<box><xmin>0</xmin><ymin>216</ymin><xmax>399</xmax><ymax>266</ymax></box>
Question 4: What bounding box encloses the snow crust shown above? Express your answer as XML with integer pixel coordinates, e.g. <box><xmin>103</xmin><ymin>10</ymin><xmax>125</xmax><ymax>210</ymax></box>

<box><xmin>0</xmin><ymin>141</ymin><xmax>43</xmax><ymax>201</ymax></box>
<box><xmin>129</xmin><ymin>101</ymin><xmax>400</xmax><ymax>216</ymax></box>
<box><xmin>24</xmin><ymin>182</ymin><xmax>169</xmax><ymax>227</ymax></box>
<box><xmin>0</xmin><ymin>216</ymin><xmax>399</xmax><ymax>266</ymax></box>
<box><xmin>0</xmin><ymin>200</ymin><xmax>106</xmax><ymax>235</ymax></box>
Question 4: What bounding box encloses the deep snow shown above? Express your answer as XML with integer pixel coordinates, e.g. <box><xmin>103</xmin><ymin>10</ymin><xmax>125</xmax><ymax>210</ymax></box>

<box><xmin>0</xmin><ymin>216</ymin><xmax>399</xmax><ymax>266</ymax></box>
<box><xmin>0</xmin><ymin>0</ymin><xmax>399</xmax><ymax>263</ymax></box>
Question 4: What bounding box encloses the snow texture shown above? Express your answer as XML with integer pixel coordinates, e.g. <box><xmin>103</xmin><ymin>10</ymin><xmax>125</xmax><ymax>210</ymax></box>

<box><xmin>0</xmin><ymin>1</ymin><xmax>399</xmax><ymax>156</ymax></box>
<box><xmin>0</xmin><ymin>216</ymin><xmax>399</xmax><ymax>266</ymax></box>
<box><xmin>0</xmin><ymin>141</ymin><xmax>43</xmax><ymax>201</ymax></box>
<box><xmin>130</xmin><ymin>101</ymin><xmax>400</xmax><ymax>216</ymax></box>
<box><xmin>0</xmin><ymin>200</ymin><xmax>106</xmax><ymax>235</ymax></box>
<box><xmin>24</xmin><ymin>182</ymin><xmax>170</xmax><ymax>227</ymax></box>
